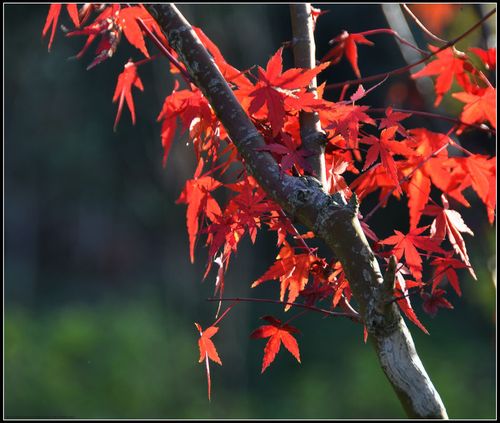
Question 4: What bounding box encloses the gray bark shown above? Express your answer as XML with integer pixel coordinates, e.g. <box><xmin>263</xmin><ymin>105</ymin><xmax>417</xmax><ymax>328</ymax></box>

<box><xmin>289</xmin><ymin>4</ymin><xmax>327</xmax><ymax>187</ymax></box>
<box><xmin>145</xmin><ymin>3</ymin><xmax>449</xmax><ymax>419</ymax></box>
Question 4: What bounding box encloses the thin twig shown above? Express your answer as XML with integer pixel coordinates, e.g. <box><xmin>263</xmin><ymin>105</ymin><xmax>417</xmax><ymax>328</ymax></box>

<box><xmin>370</xmin><ymin>107</ymin><xmax>496</xmax><ymax>135</ymax></box>
<box><xmin>359</xmin><ymin>28</ymin><xmax>429</xmax><ymax>55</ymax></box>
<box><xmin>207</xmin><ymin>297</ymin><xmax>361</xmax><ymax>322</ymax></box>
<box><xmin>401</xmin><ymin>4</ymin><xmax>448</xmax><ymax>45</ymax></box>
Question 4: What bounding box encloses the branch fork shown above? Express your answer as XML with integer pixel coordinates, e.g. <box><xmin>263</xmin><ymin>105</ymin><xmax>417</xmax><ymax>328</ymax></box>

<box><xmin>145</xmin><ymin>4</ymin><xmax>448</xmax><ymax>418</ymax></box>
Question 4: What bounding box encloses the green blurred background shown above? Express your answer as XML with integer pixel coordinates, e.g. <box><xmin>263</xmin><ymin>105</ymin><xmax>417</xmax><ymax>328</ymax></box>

<box><xmin>4</xmin><ymin>4</ymin><xmax>496</xmax><ymax>419</ymax></box>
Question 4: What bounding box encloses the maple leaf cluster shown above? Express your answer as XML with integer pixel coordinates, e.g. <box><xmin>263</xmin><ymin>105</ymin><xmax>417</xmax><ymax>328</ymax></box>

<box><xmin>43</xmin><ymin>4</ymin><xmax>496</xmax><ymax>399</ymax></box>
<box><xmin>412</xmin><ymin>45</ymin><xmax>496</xmax><ymax>133</ymax></box>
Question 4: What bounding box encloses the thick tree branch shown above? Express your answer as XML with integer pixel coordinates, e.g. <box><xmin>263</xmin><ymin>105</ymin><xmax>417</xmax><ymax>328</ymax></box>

<box><xmin>145</xmin><ymin>4</ymin><xmax>448</xmax><ymax>418</ymax></box>
<box><xmin>289</xmin><ymin>4</ymin><xmax>327</xmax><ymax>187</ymax></box>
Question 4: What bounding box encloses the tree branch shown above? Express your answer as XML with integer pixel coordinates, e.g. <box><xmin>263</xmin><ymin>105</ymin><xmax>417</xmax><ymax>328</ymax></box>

<box><xmin>289</xmin><ymin>4</ymin><xmax>327</xmax><ymax>187</ymax></box>
<box><xmin>146</xmin><ymin>4</ymin><xmax>448</xmax><ymax>418</ymax></box>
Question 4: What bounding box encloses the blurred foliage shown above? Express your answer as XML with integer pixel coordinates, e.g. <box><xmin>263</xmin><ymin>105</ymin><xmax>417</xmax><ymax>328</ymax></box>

<box><xmin>4</xmin><ymin>3</ymin><xmax>496</xmax><ymax>419</ymax></box>
<box><xmin>5</xmin><ymin>293</ymin><xmax>495</xmax><ymax>418</ymax></box>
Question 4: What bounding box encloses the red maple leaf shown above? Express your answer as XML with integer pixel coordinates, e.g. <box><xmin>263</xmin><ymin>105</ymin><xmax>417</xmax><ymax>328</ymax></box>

<box><xmin>250</xmin><ymin>316</ymin><xmax>301</xmax><ymax>373</ymax></box>
<box><xmin>194</xmin><ymin>323</ymin><xmax>222</xmax><ymax>401</ymax></box>
<box><xmin>223</xmin><ymin>176</ymin><xmax>273</xmax><ymax>244</ymax></box>
<box><xmin>65</xmin><ymin>4</ymin><xmax>121</xmax><ymax>70</ymax></box>
<box><xmin>321</xmin><ymin>102</ymin><xmax>375</xmax><ymax>156</ymax></box>
<box><xmin>252</xmin><ymin>241</ymin><xmax>318</xmax><ymax>310</ymax></box>
<box><xmin>452</xmin><ymin>87</ymin><xmax>496</xmax><ymax>130</ymax></box>
<box><xmin>177</xmin><ymin>159</ymin><xmax>222</xmax><ymax>263</ymax></box>
<box><xmin>361</xmin><ymin>126</ymin><xmax>413</xmax><ymax>193</ymax></box>
<box><xmin>448</xmin><ymin>155</ymin><xmax>497</xmax><ymax>224</ymax></box>
<box><xmin>42</xmin><ymin>4</ymin><xmax>80</xmax><ymax>51</ymax></box>
<box><xmin>203</xmin><ymin>176</ymin><xmax>274</xmax><ymax>273</ymax></box>
<box><xmin>64</xmin><ymin>5</ymin><xmax>165</xmax><ymax>68</ymax></box>
<box><xmin>412</xmin><ymin>45</ymin><xmax>472</xmax><ymax>106</ymax></box>
<box><xmin>395</xmin><ymin>269</ymin><xmax>428</xmax><ymax>334</ymax></box>
<box><xmin>116</xmin><ymin>5</ymin><xmax>171</xmax><ymax>59</ymax></box>
<box><xmin>378</xmin><ymin>106</ymin><xmax>411</xmax><ymax>137</ymax></box>
<box><xmin>424</xmin><ymin>194</ymin><xmax>476</xmax><ymax>281</ymax></box>
<box><xmin>380</xmin><ymin>226</ymin><xmax>445</xmax><ymax>281</ymax></box>
<box><xmin>116</xmin><ymin>6</ymin><xmax>151</xmax><ymax>58</ymax></box>
<box><xmin>400</xmin><ymin>128</ymin><xmax>451</xmax><ymax>229</ymax></box>
<box><xmin>299</xmin><ymin>264</ymin><xmax>336</xmax><ymax>306</ymax></box>
<box><xmin>256</xmin><ymin>133</ymin><xmax>312</xmax><ymax>174</ymax></box>
<box><xmin>325</xmin><ymin>154</ymin><xmax>351</xmax><ymax>196</ymax></box>
<box><xmin>469</xmin><ymin>47</ymin><xmax>496</xmax><ymax>70</ymax></box>
<box><xmin>157</xmin><ymin>84</ymin><xmax>216</xmax><ymax>166</ymax></box>
<box><xmin>466</xmin><ymin>155</ymin><xmax>496</xmax><ymax>224</ymax></box>
<box><xmin>421</xmin><ymin>289</ymin><xmax>453</xmax><ymax>317</ymax></box>
<box><xmin>321</xmin><ymin>30</ymin><xmax>374</xmax><ymax>78</ymax></box>
<box><xmin>430</xmin><ymin>255</ymin><xmax>469</xmax><ymax>296</ymax></box>
<box><xmin>351</xmin><ymin>163</ymin><xmax>400</xmax><ymax>206</ymax></box>
<box><xmin>247</xmin><ymin>47</ymin><xmax>329</xmax><ymax>136</ymax></box>
<box><xmin>112</xmin><ymin>60</ymin><xmax>144</xmax><ymax>131</ymax></box>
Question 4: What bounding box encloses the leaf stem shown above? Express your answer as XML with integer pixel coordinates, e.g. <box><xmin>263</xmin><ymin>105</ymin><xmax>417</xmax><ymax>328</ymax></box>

<box><xmin>207</xmin><ymin>297</ymin><xmax>361</xmax><ymax>322</ymax></box>
<box><xmin>212</xmin><ymin>302</ymin><xmax>236</xmax><ymax>327</ymax></box>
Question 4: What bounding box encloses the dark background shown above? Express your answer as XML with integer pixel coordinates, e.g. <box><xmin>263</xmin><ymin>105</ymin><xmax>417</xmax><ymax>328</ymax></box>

<box><xmin>5</xmin><ymin>4</ymin><xmax>496</xmax><ymax>419</ymax></box>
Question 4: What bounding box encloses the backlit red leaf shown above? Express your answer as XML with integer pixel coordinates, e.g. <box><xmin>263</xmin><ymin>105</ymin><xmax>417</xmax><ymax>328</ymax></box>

<box><xmin>430</xmin><ymin>255</ymin><xmax>468</xmax><ymax>296</ymax></box>
<box><xmin>360</xmin><ymin>126</ymin><xmax>413</xmax><ymax>193</ymax></box>
<box><xmin>247</xmin><ymin>47</ymin><xmax>329</xmax><ymax>135</ymax></box>
<box><xmin>395</xmin><ymin>269</ymin><xmax>428</xmax><ymax>334</ymax></box>
<box><xmin>452</xmin><ymin>87</ymin><xmax>496</xmax><ymax>130</ymax></box>
<box><xmin>117</xmin><ymin>7</ymin><xmax>150</xmax><ymax>58</ymax></box>
<box><xmin>252</xmin><ymin>242</ymin><xmax>317</xmax><ymax>310</ymax></box>
<box><xmin>195</xmin><ymin>323</ymin><xmax>222</xmax><ymax>401</ymax></box>
<box><xmin>412</xmin><ymin>45</ymin><xmax>472</xmax><ymax>106</ymax></box>
<box><xmin>380</xmin><ymin>226</ymin><xmax>445</xmax><ymax>280</ymax></box>
<box><xmin>426</xmin><ymin>194</ymin><xmax>476</xmax><ymax>281</ymax></box>
<box><xmin>421</xmin><ymin>289</ymin><xmax>453</xmax><ymax>317</ymax></box>
<box><xmin>469</xmin><ymin>47</ymin><xmax>496</xmax><ymax>70</ymax></box>
<box><xmin>112</xmin><ymin>60</ymin><xmax>144</xmax><ymax>131</ymax></box>
<box><xmin>250</xmin><ymin>316</ymin><xmax>301</xmax><ymax>373</ymax></box>
<box><xmin>322</xmin><ymin>31</ymin><xmax>374</xmax><ymax>78</ymax></box>
<box><xmin>177</xmin><ymin>161</ymin><xmax>222</xmax><ymax>263</ymax></box>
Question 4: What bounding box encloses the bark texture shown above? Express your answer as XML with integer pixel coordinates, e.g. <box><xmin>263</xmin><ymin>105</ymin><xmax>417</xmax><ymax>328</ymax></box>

<box><xmin>289</xmin><ymin>4</ymin><xmax>327</xmax><ymax>187</ymax></box>
<box><xmin>145</xmin><ymin>3</ymin><xmax>449</xmax><ymax>419</ymax></box>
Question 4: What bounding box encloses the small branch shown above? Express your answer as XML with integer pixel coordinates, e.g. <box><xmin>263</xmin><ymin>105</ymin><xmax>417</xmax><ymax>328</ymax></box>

<box><xmin>401</xmin><ymin>4</ymin><xmax>448</xmax><ymax>45</ymax></box>
<box><xmin>289</xmin><ymin>4</ymin><xmax>327</xmax><ymax>187</ymax></box>
<box><xmin>278</xmin><ymin>208</ymin><xmax>314</xmax><ymax>253</ymax></box>
<box><xmin>207</xmin><ymin>297</ymin><xmax>361</xmax><ymax>322</ymax></box>
<box><xmin>370</xmin><ymin>107</ymin><xmax>496</xmax><ymax>135</ymax></box>
<box><xmin>326</xmin><ymin>8</ymin><xmax>496</xmax><ymax>90</ymax></box>
<box><xmin>359</xmin><ymin>28</ymin><xmax>429</xmax><ymax>55</ymax></box>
